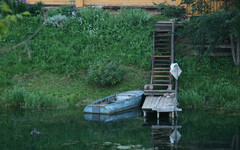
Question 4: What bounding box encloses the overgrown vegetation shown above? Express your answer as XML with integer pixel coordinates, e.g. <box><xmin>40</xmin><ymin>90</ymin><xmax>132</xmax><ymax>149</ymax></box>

<box><xmin>176</xmin><ymin>54</ymin><xmax>240</xmax><ymax>109</ymax></box>
<box><xmin>86</xmin><ymin>61</ymin><xmax>125</xmax><ymax>86</ymax></box>
<box><xmin>0</xmin><ymin>6</ymin><xmax>167</xmax><ymax>107</ymax></box>
<box><xmin>5</xmin><ymin>86</ymin><xmax>64</xmax><ymax>108</ymax></box>
<box><xmin>1</xmin><ymin>4</ymin><xmax>240</xmax><ymax>109</ymax></box>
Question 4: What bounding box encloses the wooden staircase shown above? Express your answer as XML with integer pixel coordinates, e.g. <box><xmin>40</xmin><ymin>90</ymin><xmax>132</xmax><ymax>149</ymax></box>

<box><xmin>145</xmin><ymin>21</ymin><xmax>175</xmax><ymax>95</ymax></box>
<box><xmin>142</xmin><ymin>21</ymin><xmax>182</xmax><ymax>119</ymax></box>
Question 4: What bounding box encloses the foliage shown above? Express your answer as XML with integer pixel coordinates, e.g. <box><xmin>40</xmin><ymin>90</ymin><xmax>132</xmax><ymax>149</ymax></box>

<box><xmin>48</xmin><ymin>5</ymin><xmax>78</xmax><ymax>17</ymax></box>
<box><xmin>177</xmin><ymin>10</ymin><xmax>230</xmax><ymax>52</ymax></box>
<box><xmin>154</xmin><ymin>2</ymin><xmax>187</xmax><ymax>19</ymax></box>
<box><xmin>173</xmin><ymin>0</ymin><xmax>240</xmax><ymax>66</ymax></box>
<box><xmin>176</xmin><ymin>55</ymin><xmax>240</xmax><ymax>109</ymax></box>
<box><xmin>0</xmin><ymin>8</ymin><xmax>159</xmax><ymax>75</ymax></box>
<box><xmin>27</xmin><ymin>2</ymin><xmax>44</xmax><ymax>16</ymax></box>
<box><xmin>5</xmin><ymin>86</ymin><xmax>63</xmax><ymax>108</ymax></box>
<box><xmin>0</xmin><ymin>2</ymin><xmax>30</xmax><ymax>40</ymax></box>
<box><xmin>117</xmin><ymin>8</ymin><xmax>152</xmax><ymax>26</ymax></box>
<box><xmin>3</xmin><ymin>0</ymin><xmax>28</xmax><ymax>14</ymax></box>
<box><xmin>181</xmin><ymin>0</ymin><xmax>212</xmax><ymax>15</ymax></box>
<box><xmin>86</xmin><ymin>61</ymin><xmax>125</xmax><ymax>86</ymax></box>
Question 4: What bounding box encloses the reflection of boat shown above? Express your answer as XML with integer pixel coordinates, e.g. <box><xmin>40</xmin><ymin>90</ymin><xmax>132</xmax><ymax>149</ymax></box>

<box><xmin>84</xmin><ymin>108</ymin><xmax>142</xmax><ymax>122</ymax></box>
<box><xmin>83</xmin><ymin>90</ymin><xmax>144</xmax><ymax>114</ymax></box>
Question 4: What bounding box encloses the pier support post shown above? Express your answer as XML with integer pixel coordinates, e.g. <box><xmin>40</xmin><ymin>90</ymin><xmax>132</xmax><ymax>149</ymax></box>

<box><xmin>172</xmin><ymin>111</ymin><xmax>174</xmax><ymax>118</ymax></box>
<box><xmin>143</xmin><ymin>111</ymin><xmax>147</xmax><ymax>118</ymax></box>
<box><xmin>157</xmin><ymin>112</ymin><xmax>160</xmax><ymax>119</ymax></box>
<box><xmin>169</xmin><ymin>112</ymin><xmax>172</xmax><ymax>118</ymax></box>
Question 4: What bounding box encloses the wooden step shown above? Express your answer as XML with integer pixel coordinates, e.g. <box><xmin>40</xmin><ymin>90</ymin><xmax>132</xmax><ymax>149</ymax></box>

<box><xmin>153</xmin><ymin>71</ymin><xmax>170</xmax><ymax>73</ymax></box>
<box><xmin>154</xmin><ymin>52</ymin><xmax>170</xmax><ymax>54</ymax></box>
<box><xmin>154</xmin><ymin>60</ymin><xmax>170</xmax><ymax>62</ymax></box>
<box><xmin>155</xmin><ymin>43</ymin><xmax>170</xmax><ymax>46</ymax></box>
<box><xmin>155</xmin><ymin>34</ymin><xmax>171</xmax><ymax>37</ymax></box>
<box><xmin>153</xmin><ymin>80</ymin><xmax>170</xmax><ymax>83</ymax></box>
<box><xmin>153</xmin><ymin>75</ymin><xmax>170</xmax><ymax>78</ymax></box>
<box><xmin>155</xmin><ymin>29</ymin><xmax>171</xmax><ymax>31</ymax></box>
<box><xmin>154</xmin><ymin>64</ymin><xmax>170</xmax><ymax>67</ymax></box>
<box><xmin>155</xmin><ymin>47</ymin><xmax>170</xmax><ymax>49</ymax></box>
<box><xmin>153</xmin><ymin>68</ymin><xmax>170</xmax><ymax>70</ymax></box>
<box><xmin>154</xmin><ymin>55</ymin><xmax>171</xmax><ymax>58</ymax></box>
<box><xmin>152</xmin><ymin>84</ymin><xmax>172</xmax><ymax>86</ymax></box>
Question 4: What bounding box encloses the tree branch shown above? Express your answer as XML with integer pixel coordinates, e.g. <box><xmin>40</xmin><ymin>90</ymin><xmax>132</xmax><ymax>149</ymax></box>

<box><xmin>0</xmin><ymin>22</ymin><xmax>45</xmax><ymax>54</ymax></box>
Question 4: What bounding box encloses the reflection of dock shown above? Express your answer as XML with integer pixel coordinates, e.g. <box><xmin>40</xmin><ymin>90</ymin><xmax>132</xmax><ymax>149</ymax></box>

<box><xmin>150</xmin><ymin>119</ymin><xmax>182</xmax><ymax>150</ymax></box>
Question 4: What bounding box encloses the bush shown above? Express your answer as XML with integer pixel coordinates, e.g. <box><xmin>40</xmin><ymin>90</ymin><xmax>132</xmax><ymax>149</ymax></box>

<box><xmin>4</xmin><ymin>0</ymin><xmax>28</xmax><ymax>14</ymax></box>
<box><xmin>118</xmin><ymin>8</ymin><xmax>152</xmax><ymax>26</ymax></box>
<box><xmin>48</xmin><ymin>5</ymin><xmax>78</xmax><ymax>17</ymax></box>
<box><xmin>27</xmin><ymin>2</ymin><xmax>44</xmax><ymax>16</ymax></box>
<box><xmin>86</xmin><ymin>61</ymin><xmax>125</xmax><ymax>86</ymax></box>
<box><xmin>154</xmin><ymin>2</ymin><xmax>186</xmax><ymax>20</ymax></box>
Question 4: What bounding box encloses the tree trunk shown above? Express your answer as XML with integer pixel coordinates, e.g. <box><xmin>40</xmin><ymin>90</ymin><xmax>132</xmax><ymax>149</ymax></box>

<box><xmin>230</xmin><ymin>33</ymin><xmax>240</xmax><ymax>66</ymax></box>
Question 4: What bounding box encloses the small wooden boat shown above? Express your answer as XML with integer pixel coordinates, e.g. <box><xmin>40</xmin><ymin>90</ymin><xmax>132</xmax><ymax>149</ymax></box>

<box><xmin>83</xmin><ymin>90</ymin><xmax>144</xmax><ymax>114</ymax></box>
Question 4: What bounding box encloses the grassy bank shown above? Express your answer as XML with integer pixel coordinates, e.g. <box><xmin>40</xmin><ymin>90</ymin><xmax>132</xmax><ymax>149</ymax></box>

<box><xmin>1</xmin><ymin>7</ymin><xmax>240</xmax><ymax>109</ymax></box>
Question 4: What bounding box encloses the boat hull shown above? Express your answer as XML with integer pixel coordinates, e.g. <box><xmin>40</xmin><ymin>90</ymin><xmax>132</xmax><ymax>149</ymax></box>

<box><xmin>83</xmin><ymin>90</ymin><xmax>144</xmax><ymax>114</ymax></box>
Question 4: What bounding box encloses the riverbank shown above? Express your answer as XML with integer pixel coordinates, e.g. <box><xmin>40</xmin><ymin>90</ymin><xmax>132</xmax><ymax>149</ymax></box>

<box><xmin>1</xmin><ymin>7</ymin><xmax>240</xmax><ymax>109</ymax></box>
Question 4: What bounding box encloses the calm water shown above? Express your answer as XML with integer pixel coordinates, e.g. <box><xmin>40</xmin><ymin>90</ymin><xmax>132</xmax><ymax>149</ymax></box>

<box><xmin>0</xmin><ymin>107</ymin><xmax>239</xmax><ymax>150</ymax></box>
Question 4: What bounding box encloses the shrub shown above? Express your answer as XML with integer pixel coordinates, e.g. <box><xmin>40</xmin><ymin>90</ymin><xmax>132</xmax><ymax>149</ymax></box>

<box><xmin>4</xmin><ymin>0</ymin><xmax>28</xmax><ymax>14</ymax></box>
<box><xmin>48</xmin><ymin>5</ymin><xmax>78</xmax><ymax>17</ymax></box>
<box><xmin>154</xmin><ymin>2</ymin><xmax>186</xmax><ymax>20</ymax></box>
<box><xmin>27</xmin><ymin>2</ymin><xmax>44</xmax><ymax>16</ymax></box>
<box><xmin>118</xmin><ymin>8</ymin><xmax>152</xmax><ymax>26</ymax></box>
<box><xmin>86</xmin><ymin>61</ymin><xmax>125</xmax><ymax>86</ymax></box>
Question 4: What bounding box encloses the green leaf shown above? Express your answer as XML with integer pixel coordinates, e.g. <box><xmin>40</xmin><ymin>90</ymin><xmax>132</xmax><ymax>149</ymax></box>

<box><xmin>22</xmin><ymin>11</ymin><xmax>31</xmax><ymax>16</ymax></box>
<box><xmin>0</xmin><ymin>2</ymin><xmax>12</xmax><ymax>13</ymax></box>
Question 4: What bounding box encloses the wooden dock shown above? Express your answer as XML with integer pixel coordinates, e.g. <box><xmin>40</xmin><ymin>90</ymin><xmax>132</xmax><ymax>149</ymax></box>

<box><xmin>142</xmin><ymin>96</ymin><xmax>182</xmax><ymax>118</ymax></box>
<box><xmin>142</xmin><ymin>20</ymin><xmax>182</xmax><ymax>119</ymax></box>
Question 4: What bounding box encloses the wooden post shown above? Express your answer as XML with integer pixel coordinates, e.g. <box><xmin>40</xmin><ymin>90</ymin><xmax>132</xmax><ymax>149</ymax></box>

<box><xmin>174</xmin><ymin>67</ymin><xmax>178</xmax><ymax>118</ymax></box>
<box><xmin>151</xmin><ymin>32</ymin><xmax>155</xmax><ymax>85</ymax></box>
<box><xmin>171</xmin><ymin>20</ymin><xmax>175</xmax><ymax>64</ymax></box>
<box><xmin>143</xmin><ymin>111</ymin><xmax>147</xmax><ymax>118</ymax></box>
<box><xmin>157</xmin><ymin>112</ymin><xmax>160</xmax><ymax>119</ymax></box>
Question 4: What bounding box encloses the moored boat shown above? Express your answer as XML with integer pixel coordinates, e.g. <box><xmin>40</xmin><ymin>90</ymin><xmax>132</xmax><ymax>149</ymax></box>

<box><xmin>83</xmin><ymin>90</ymin><xmax>144</xmax><ymax>114</ymax></box>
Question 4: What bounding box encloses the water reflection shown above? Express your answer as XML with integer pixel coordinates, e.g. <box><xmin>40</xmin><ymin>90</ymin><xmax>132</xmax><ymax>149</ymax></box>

<box><xmin>144</xmin><ymin>115</ymin><xmax>182</xmax><ymax>150</ymax></box>
<box><xmin>84</xmin><ymin>108</ymin><xmax>142</xmax><ymax>122</ymax></box>
<box><xmin>1</xmin><ymin>107</ymin><xmax>240</xmax><ymax>149</ymax></box>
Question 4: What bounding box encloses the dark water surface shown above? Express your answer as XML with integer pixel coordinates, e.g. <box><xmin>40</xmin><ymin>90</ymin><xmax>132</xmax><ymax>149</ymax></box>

<box><xmin>0</xmin><ymin>107</ymin><xmax>239</xmax><ymax>150</ymax></box>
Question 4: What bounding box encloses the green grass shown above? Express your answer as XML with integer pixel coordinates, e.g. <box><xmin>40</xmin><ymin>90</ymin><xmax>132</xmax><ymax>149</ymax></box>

<box><xmin>176</xmin><ymin>45</ymin><xmax>240</xmax><ymax>109</ymax></box>
<box><xmin>0</xmin><ymin>8</ymin><xmax>162</xmax><ymax>107</ymax></box>
<box><xmin>2</xmin><ymin>67</ymin><xmax>149</xmax><ymax>107</ymax></box>
<box><xmin>1</xmin><ymin>7</ymin><xmax>240</xmax><ymax>109</ymax></box>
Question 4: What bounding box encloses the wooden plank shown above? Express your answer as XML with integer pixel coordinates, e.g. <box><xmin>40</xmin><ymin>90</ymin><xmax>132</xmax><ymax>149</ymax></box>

<box><xmin>152</xmin><ymin>125</ymin><xmax>182</xmax><ymax>129</ymax></box>
<box><xmin>144</xmin><ymin>90</ymin><xmax>175</xmax><ymax>93</ymax></box>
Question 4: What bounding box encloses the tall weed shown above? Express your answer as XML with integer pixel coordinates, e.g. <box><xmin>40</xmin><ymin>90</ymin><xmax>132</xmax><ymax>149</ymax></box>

<box><xmin>5</xmin><ymin>86</ymin><xmax>64</xmax><ymax>108</ymax></box>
